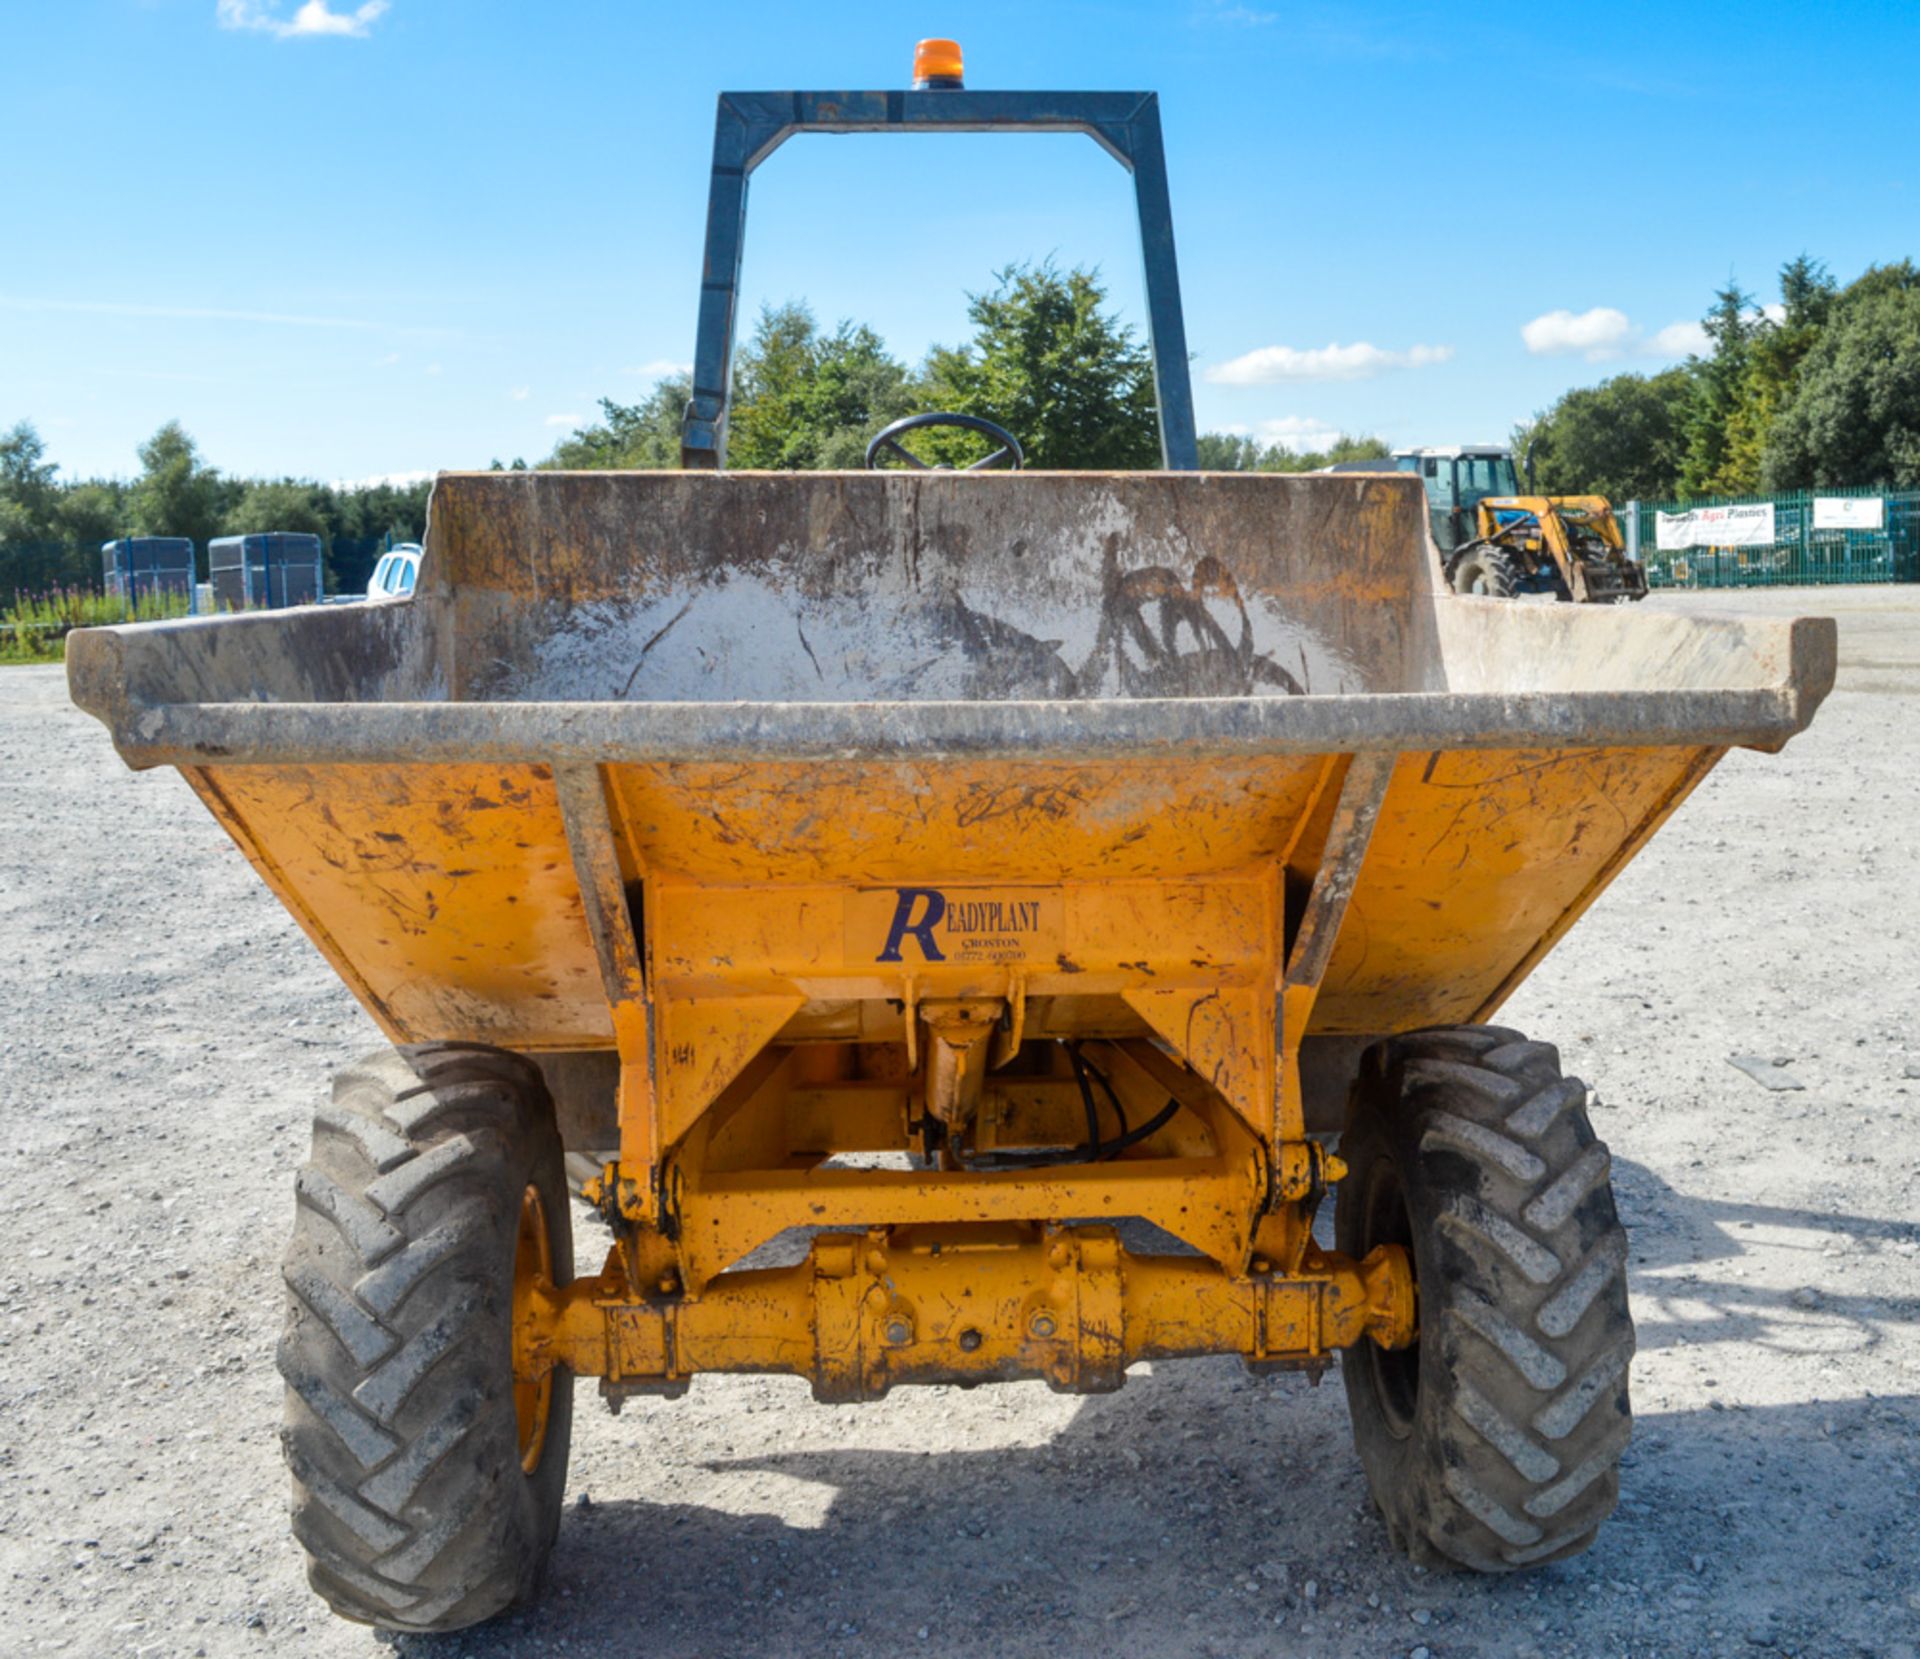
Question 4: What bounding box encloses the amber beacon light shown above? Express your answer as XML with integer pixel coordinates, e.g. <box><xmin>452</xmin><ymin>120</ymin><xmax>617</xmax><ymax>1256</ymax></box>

<box><xmin>913</xmin><ymin>38</ymin><xmax>965</xmax><ymax>89</ymax></box>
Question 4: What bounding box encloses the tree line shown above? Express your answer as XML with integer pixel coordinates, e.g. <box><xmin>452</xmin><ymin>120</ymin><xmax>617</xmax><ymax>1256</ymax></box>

<box><xmin>0</xmin><ymin>261</ymin><xmax>1390</xmax><ymax>599</ymax></box>
<box><xmin>4</xmin><ymin>261</ymin><xmax>1188</xmax><ymax>597</ymax></box>
<box><xmin>14</xmin><ymin>253</ymin><xmax>1905</xmax><ymax>601</ymax></box>
<box><xmin>0</xmin><ymin>418</ymin><xmax>429</xmax><ymax>598</ymax></box>
<box><xmin>544</xmin><ymin>262</ymin><xmax>1387</xmax><ymax>477</ymax></box>
<box><xmin>1521</xmin><ymin>258</ymin><xmax>1920</xmax><ymax>503</ymax></box>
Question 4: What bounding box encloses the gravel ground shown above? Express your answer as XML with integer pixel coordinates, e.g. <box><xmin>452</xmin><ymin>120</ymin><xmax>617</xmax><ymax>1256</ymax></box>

<box><xmin>2</xmin><ymin>587</ymin><xmax>1918</xmax><ymax>1659</ymax></box>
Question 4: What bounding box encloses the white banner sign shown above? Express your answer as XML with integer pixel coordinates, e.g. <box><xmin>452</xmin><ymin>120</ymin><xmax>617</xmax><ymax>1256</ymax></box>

<box><xmin>1655</xmin><ymin>502</ymin><xmax>1777</xmax><ymax>551</ymax></box>
<box><xmin>1813</xmin><ymin>496</ymin><xmax>1884</xmax><ymax>531</ymax></box>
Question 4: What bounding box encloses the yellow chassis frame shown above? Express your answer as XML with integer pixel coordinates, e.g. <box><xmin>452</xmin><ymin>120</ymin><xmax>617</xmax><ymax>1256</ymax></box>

<box><xmin>72</xmin><ymin>467</ymin><xmax>1816</xmax><ymax>1409</ymax></box>
<box><xmin>516</xmin><ymin>754</ymin><xmax>1417</xmax><ymax>1402</ymax></box>
<box><xmin>173</xmin><ymin>734</ymin><xmax>1732</xmax><ymax>1402</ymax></box>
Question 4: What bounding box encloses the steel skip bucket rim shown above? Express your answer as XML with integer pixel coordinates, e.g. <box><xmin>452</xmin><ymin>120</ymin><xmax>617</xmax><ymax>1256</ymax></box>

<box><xmin>90</xmin><ymin>682</ymin><xmax>1825</xmax><ymax>769</ymax></box>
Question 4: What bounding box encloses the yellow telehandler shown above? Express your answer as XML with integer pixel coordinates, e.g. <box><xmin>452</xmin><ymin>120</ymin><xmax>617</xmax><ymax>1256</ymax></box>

<box><xmin>1449</xmin><ymin>492</ymin><xmax>1651</xmax><ymax>603</ymax></box>
<box><xmin>1337</xmin><ymin>447</ymin><xmax>1650</xmax><ymax>601</ymax></box>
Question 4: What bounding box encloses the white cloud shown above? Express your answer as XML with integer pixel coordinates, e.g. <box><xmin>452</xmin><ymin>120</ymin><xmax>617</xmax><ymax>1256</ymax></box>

<box><xmin>217</xmin><ymin>1</ymin><xmax>390</xmax><ymax>39</ymax></box>
<box><xmin>1523</xmin><ymin>305</ymin><xmax>1736</xmax><ymax>363</ymax></box>
<box><xmin>1254</xmin><ymin>415</ymin><xmax>1344</xmax><ymax>453</ymax></box>
<box><xmin>1205</xmin><ymin>340</ymin><xmax>1453</xmax><ymax>384</ymax></box>
<box><xmin>1761</xmin><ymin>302</ymin><xmax>1787</xmax><ymax>326</ymax></box>
<box><xmin>624</xmin><ymin>359</ymin><xmax>693</xmax><ymax>380</ymax></box>
<box><xmin>544</xmin><ymin>413</ymin><xmax>584</xmax><ymax>429</ymax></box>
<box><xmin>1520</xmin><ymin>307</ymin><xmax>1635</xmax><ymax>360</ymax></box>
<box><xmin>1648</xmin><ymin>319</ymin><xmax>1711</xmax><ymax>357</ymax></box>
<box><xmin>374</xmin><ymin>350</ymin><xmax>400</xmax><ymax>366</ymax></box>
<box><xmin>423</xmin><ymin>362</ymin><xmax>442</xmax><ymax>376</ymax></box>
<box><xmin>510</xmin><ymin>386</ymin><xmax>530</xmax><ymax>401</ymax></box>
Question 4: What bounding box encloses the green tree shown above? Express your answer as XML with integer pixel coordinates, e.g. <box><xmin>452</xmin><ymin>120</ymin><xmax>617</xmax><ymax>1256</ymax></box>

<box><xmin>1196</xmin><ymin>432</ymin><xmax>1264</xmax><ymax>470</ymax></box>
<box><xmin>1720</xmin><ymin>256</ymin><xmax>1838</xmax><ymax>489</ymax></box>
<box><xmin>0</xmin><ymin>423</ymin><xmax>438</xmax><ymax>599</ymax></box>
<box><xmin>0</xmin><ymin>421</ymin><xmax>60</xmax><ymax>537</ymax></box>
<box><xmin>226</xmin><ymin>478</ymin><xmax>327</xmax><ymax>538</ymax></box>
<box><xmin>129</xmin><ymin>421</ymin><xmax>224</xmax><ymax>557</ymax></box>
<box><xmin>56</xmin><ymin>481</ymin><xmax>127</xmax><ymax>585</ymax></box>
<box><xmin>919</xmin><ymin>262</ymin><xmax>1159</xmax><ymax>469</ymax></box>
<box><xmin>547</xmin><ymin>378</ymin><xmax>691</xmax><ymax>469</ymax></box>
<box><xmin>1518</xmin><ymin>368</ymin><xmax>1694</xmax><ymax>501</ymax></box>
<box><xmin>314</xmin><ymin>478</ymin><xmax>432</xmax><ymax>594</ymax></box>
<box><xmin>1190</xmin><ymin>433</ymin><xmax>1390</xmax><ymax>472</ymax></box>
<box><xmin>1764</xmin><ymin>264</ymin><xmax>1920</xmax><ymax>488</ymax></box>
<box><xmin>1680</xmin><ymin>282</ymin><xmax>1761</xmax><ymax>495</ymax></box>
<box><xmin>548</xmin><ymin>309</ymin><xmax>918</xmax><ymax>472</ymax></box>
<box><xmin>1264</xmin><ymin>433</ymin><xmax>1389</xmax><ymax>472</ymax></box>
<box><xmin>550</xmin><ymin>267</ymin><xmax>1160</xmax><ymax>473</ymax></box>
<box><xmin>1778</xmin><ymin>253</ymin><xmax>1839</xmax><ymax>330</ymax></box>
<box><xmin>0</xmin><ymin>421</ymin><xmax>82</xmax><ymax>590</ymax></box>
<box><xmin>727</xmin><ymin>304</ymin><xmax>917</xmax><ymax>470</ymax></box>
<box><xmin>1196</xmin><ymin>431</ymin><xmax>1390</xmax><ymax>473</ymax></box>
<box><xmin>1827</xmin><ymin>258</ymin><xmax>1920</xmax><ymax>306</ymax></box>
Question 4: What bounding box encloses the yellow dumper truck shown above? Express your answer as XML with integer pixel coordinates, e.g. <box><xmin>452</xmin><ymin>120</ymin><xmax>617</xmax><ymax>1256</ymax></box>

<box><xmin>68</xmin><ymin>44</ymin><xmax>1833</xmax><ymax>1635</ymax></box>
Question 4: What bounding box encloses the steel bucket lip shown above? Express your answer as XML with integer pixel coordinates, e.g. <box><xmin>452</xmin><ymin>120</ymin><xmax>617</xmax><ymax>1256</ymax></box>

<box><xmin>83</xmin><ymin>680</ymin><xmax>1825</xmax><ymax>770</ymax></box>
<box><xmin>65</xmin><ymin>467</ymin><xmax>1838</xmax><ymax>770</ymax></box>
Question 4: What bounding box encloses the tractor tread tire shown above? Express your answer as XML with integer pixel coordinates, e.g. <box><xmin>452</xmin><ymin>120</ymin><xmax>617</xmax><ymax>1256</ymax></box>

<box><xmin>1338</xmin><ymin>1026</ymin><xmax>1634</xmax><ymax>1571</ymax></box>
<box><xmin>278</xmin><ymin>1043</ymin><xmax>573</xmax><ymax>1632</ymax></box>
<box><xmin>1449</xmin><ymin>544</ymin><xmax>1525</xmax><ymax>598</ymax></box>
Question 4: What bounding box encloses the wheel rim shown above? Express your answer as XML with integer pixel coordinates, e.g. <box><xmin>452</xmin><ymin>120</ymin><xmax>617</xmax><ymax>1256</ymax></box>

<box><xmin>1361</xmin><ymin>1159</ymin><xmax>1421</xmax><ymax>1438</ymax></box>
<box><xmin>513</xmin><ymin>1185</ymin><xmax>555</xmax><ymax>1473</ymax></box>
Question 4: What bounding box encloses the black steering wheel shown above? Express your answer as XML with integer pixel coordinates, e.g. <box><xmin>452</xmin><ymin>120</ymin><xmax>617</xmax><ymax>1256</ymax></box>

<box><xmin>865</xmin><ymin>412</ymin><xmax>1024</xmax><ymax>472</ymax></box>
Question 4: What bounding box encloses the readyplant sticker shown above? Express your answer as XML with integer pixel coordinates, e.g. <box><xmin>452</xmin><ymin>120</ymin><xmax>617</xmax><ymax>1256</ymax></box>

<box><xmin>849</xmin><ymin>886</ymin><xmax>1062</xmax><ymax>965</ymax></box>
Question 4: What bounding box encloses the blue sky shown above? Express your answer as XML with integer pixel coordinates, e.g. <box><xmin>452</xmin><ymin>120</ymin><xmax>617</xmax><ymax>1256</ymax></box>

<box><xmin>2</xmin><ymin>0</ymin><xmax>1912</xmax><ymax>483</ymax></box>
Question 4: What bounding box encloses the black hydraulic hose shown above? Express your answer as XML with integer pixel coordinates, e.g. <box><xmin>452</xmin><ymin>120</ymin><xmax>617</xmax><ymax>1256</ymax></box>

<box><xmin>955</xmin><ymin>1044</ymin><xmax>1179</xmax><ymax>1170</ymax></box>
<box><xmin>1090</xmin><ymin>1095</ymin><xmax>1182</xmax><ymax>1159</ymax></box>
<box><xmin>1069</xmin><ymin>1042</ymin><xmax>1107</xmax><ymax>1159</ymax></box>
<box><xmin>1074</xmin><ymin>1044</ymin><xmax>1132</xmax><ymax>1140</ymax></box>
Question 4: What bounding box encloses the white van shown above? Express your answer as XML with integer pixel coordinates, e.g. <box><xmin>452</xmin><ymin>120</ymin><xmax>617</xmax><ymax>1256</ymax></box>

<box><xmin>366</xmin><ymin>543</ymin><xmax>422</xmax><ymax>601</ymax></box>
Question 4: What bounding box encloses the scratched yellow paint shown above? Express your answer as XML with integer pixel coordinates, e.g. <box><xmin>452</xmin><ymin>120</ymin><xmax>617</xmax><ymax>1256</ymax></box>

<box><xmin>193</xmin><ymin>763</ymin><xmax>611</xmax><ymax>1046</ymax></box>
<box><xmin>607</xmin><ymin>756</ymin><xmax>1327</xmax><ymax>883</ymax></box>
<box><xmin>649</xmin><ymin>874</ymin><xmax>1272</xmax><ymax>984</ymax></box>
<box><xmin>1314</xmin><ymin>744</ymin><xmax>1719</xmax><ymax>1032</ymax></box>
<box><xmin>183</xmin><ymin>730</ymin><xmax>1703</xmax><ymax>1395</ymax></box>
<box><xmin>646</xmin><ymin>873</ymin><xmax>1279</xmax><ymax>1141</ymax></box>
<box><xmin>188</xmin><ymin>740</ymin><xmax>1716</xmax><ymax>1086</ymax></box>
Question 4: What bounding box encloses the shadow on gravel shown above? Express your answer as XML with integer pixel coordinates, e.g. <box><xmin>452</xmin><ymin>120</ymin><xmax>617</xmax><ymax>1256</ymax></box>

<box><xmin>382</xmin><ymin>1369</ymin><xmax>1920</xmax><ymax>1658</ymax></box>
<box><xmin>370</xmin><ymin>1163</ymin><xmax>1920</xmax><ymax>1656</ymax></box>
<box><xmin>1614</xmin><ymin>1156</ymin><xmax>1920</xmax><ymax>1359</ymax></box>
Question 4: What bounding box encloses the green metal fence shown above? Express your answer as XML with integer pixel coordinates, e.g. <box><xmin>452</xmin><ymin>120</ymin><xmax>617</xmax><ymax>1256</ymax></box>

<box><xmin>1626</xmin><ymin>486</ymin><xmax>1920</xmax><ymax>588</ymax></box>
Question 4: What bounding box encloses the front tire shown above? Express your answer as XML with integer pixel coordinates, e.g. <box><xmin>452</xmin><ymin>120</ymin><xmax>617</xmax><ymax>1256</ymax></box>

<box><xmin>277</xmin><ymin>1043</ymin><xmax>574</xmax><ymax>1631</ymax></box>
<box><xmin>1337</xmin><ymin>1026</ymin><xmax>1634</xmax><ymax>1570</ymax></box>
<box><xmin>1449</xmin><ymin>544</ymin><xmax>1524</xmax><ymax>597</ymax></box>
